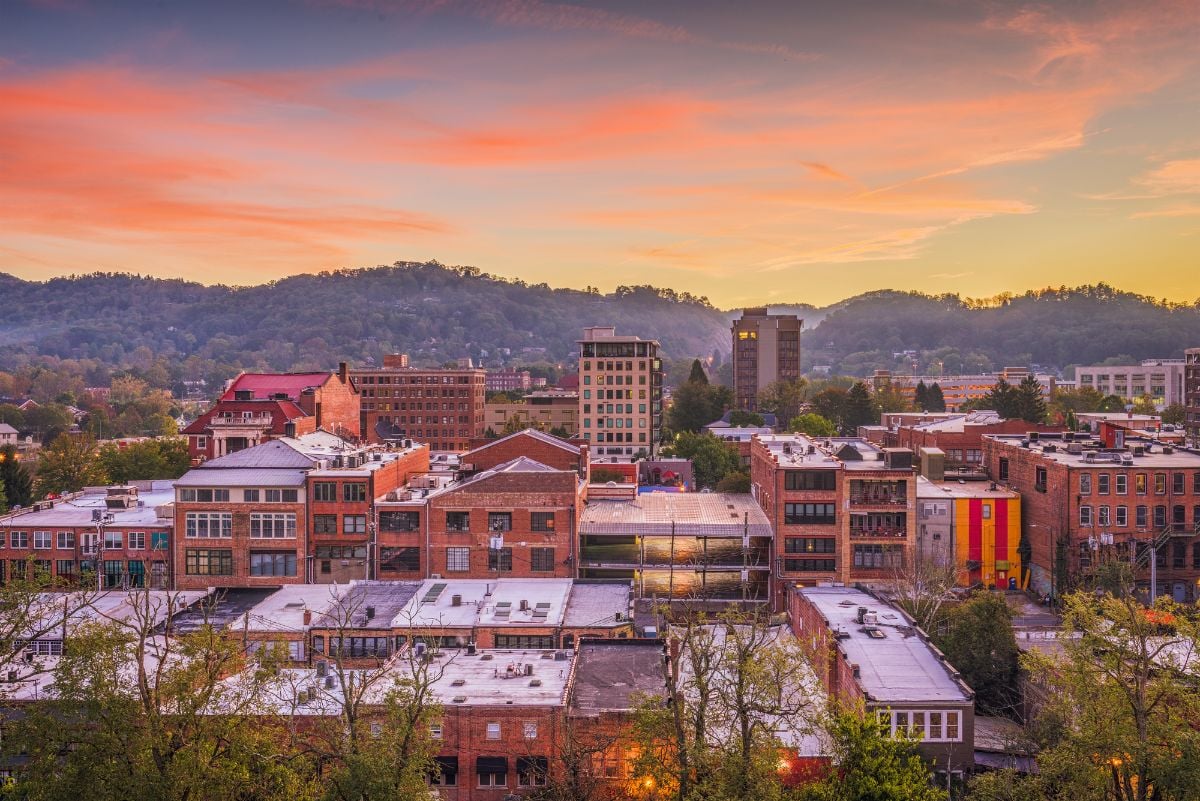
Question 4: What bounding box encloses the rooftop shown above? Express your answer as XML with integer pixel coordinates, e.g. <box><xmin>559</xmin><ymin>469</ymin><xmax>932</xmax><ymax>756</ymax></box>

<box><xmin>198</xmin><ymin>440</ymin><xmax>317</xmax><ymax>470</ymax></box>
<box><xmin>579</xmin><ymin>493</ymin><xmax>772</xmax><ymax>537</ymax></box>
<box><xmin>756</xmin><ymin>433</ymin><xmax>910</xmax><ymax>472</ymax></box>
<box><xmin>570</xmin><ymin>639</ymin><xmax>666</xmax><ymax>715</ymax></box>
<box><xmin>985</xmin><ymin>434</ymin><xmax>1200</xmax><ymax>468</ymax></box>
<box><xmin>175</xmin><ymin>467</ymin><xmax>308</xmax><ymax>487</ymax></box>
<box><xmin>392</xmin><ymin>578</ymin><xmax>574</xmax><ymax>629</ymax></box>
<box><xmin>916</xmin><ymin>475</ymin><xmax>1019</xmax><ymax>500</ymax></box>
<box><xmin>0</xmin><ymin>480</ymin><xmax>176</xmax><ymax>527</ymax></box>
<box><xmin>314</xmin><ymin>581</ymin><xmax>423</xmax><ymax>631</ymax></box>
<box><xmin>221</xmin><ymin>372</ymin><xmax>331</xmax><ymax>401</ymax></box>
<box><xmin>799</xmin><ymin>587</ymin><xmax>972</xmax><ymax>704</ymax></box>
<box><xmin>562</xmin><ymin>580</ymin><xmax>633</xmax><ymax>628</ymax></box>
<box><xmin>907</xmin><ymin>411</ymin><xmax>1004</xmax><ymax>432</ymax></box>
<box><xmin>231</xmin><ymin>584</ymin><xmax>353</xmax><ymax>633</ymax></box>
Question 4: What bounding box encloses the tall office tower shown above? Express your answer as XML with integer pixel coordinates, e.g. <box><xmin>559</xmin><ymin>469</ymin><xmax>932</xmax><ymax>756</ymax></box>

<box><xmin>732</xmin><ymin>307</ymin><xmax>802</xmax><ymax>412</ymax></box>
<box><xmin>577</xmin><ymin>327</ymin><xmax>662</xmax><ymax>458</ymax></box>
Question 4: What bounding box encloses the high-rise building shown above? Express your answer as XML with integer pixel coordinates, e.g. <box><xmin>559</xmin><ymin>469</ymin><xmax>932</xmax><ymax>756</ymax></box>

<box><xmin>351</xmin><ymin>354</ymin><xmax>486</xmax><ymax>452</ymax></box>
<box><xmin>1187</xmin><ymin>348</ymin><xmax>1200</xmax><ymax>448</ymax></box>
<box><xmin>731</xmin><ymin>307</ymin><xmax>802</xmax><ymax>412</ymax></box>
<box><xmin>577</xmin><ymin>327</ymin><xmax>662</xmax><ymax>458</ymax></box>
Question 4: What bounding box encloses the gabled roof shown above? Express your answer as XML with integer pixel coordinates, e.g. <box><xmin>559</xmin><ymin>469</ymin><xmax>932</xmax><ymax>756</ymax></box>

<box><xmin>448</xmin><ymin>457</ymin><xmax>562</xmax><ymax>492</ymax></box>
<box><xmin>181</xmin><ymin>398</ymin><xmax>308</xmax><ymax>435</ymax></box>
<box><xmin>0</xmin><ymin>423</ymin><xmax>17</xmax><ymax>435</ymax></box>
<box><xmin>221</xmin><ymin>372</ymin><xmax>332</xmax><ymax>401</ymax></box>
<box><xmin>465</xmin><ymin>428</ymin><xmax>579</xmax><ymax>459</ymax></box>
<box><xmin>197</xmin><ymin>440</ymin><xmax>318</xmax><ymax>470</ymax></box>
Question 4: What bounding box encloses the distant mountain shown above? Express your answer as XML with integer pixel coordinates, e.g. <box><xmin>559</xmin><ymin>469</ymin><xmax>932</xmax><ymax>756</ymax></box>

<box><xmin>1</xmin><ymin>265</ymin><xmax>1196</xmax><ymax>383</ymax></box>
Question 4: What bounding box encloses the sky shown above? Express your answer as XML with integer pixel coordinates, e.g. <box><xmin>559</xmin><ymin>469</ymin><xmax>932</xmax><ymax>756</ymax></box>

<box><xmin>1</xmin><ymin>0</ymin><xmax>1199</xmax><ymax>307</ymax></box>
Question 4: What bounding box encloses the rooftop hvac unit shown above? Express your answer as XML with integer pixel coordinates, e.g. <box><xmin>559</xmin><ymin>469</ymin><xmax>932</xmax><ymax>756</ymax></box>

<box><xmin>324</xmin><ymin>676</ymin><xmax>335</xmax><ymax>689</ymax></box>
<box><xmin>316</xmin><ymin>661</ymin><xmax>327</xmax><ymax>677</ymax></box>
<box><xmin>414</xmin><ymin>642</ymin><xmax>427</xmax><ymax>657</ymax></box>
<box><xmin>386</xmin><ymin>491</ymin><xmax>399</xmax><ymax>502</ymax></box>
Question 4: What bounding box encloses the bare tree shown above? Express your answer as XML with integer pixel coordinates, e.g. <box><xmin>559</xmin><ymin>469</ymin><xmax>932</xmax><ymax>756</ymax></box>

<box><xmin>886</xmin><ymin>554</ymin><xmax>959</xmax><ymax>634</ymax></box>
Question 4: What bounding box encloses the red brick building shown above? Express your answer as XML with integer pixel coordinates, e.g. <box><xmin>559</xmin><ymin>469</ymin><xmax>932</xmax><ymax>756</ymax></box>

<box><xmin>464</xmin><ymin>428</ymin><xmax>588</xmax><ymax>475</ymax></box>
<box><xmin>982</xmin><ymin>432</ymin><xmax>1200</xmax><ymax>601</ymax></box>
<box><xmin>183</xmin><ymin>366</ymin><xmax>361</xmax><ymax>462</ymax></box>
<box><xmin>896</xmin><ymin>412</ymin><xmax>1061</xmax><ymax>473</ymax></box>
<box><xmin>0</xmin><ymin>481</ymin><xmax>175</xmax><ymax>589</ymax></box>
<box><xmin>352</xmin><ymin>354</ymin><xmax>487</xmax><ymax>452</ymax></box>
<box><xmin>751</xmin><ymin>435</ymin><xmax>916</xmax><ymax>607</ymax></box>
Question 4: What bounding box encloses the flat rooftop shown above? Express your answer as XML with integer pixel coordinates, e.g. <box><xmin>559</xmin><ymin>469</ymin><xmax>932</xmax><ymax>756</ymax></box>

<box><xmin>916</xmin><ymin>475</ymin><xmax>1018</xmax><ymax>500</ymax></box>
<box><xmin>1</xmin><ymin>480</ymin><xmax>176</xmax><ymax>527</ymax></box>
<box><xmin>756</xmin><ymin>433</ymin><xmax>909</xmax><ymax>472</ymax></box>
<box><xmin>570</xmin><ymin>639</ymin><xmax>666</xmax><ymax>715</ymax></box>
<box><xmin>799</xmin><ymin>587</ymin><xmax>972</xmax><ymax>704</ymax></box>
<box><xmin>392</xmin><ymin>578</ymin><xmax>574</xmax><ymax>629</ymax></box>
<box><xmin>986</xmin><ymin>434</ymin><xmax>1200</xmax><ymax>468</ymax></box>
<box><xmin>580</xmin><ymin>492</ymin><xmax>772</xmax><ymax>537</ymax></box>
<box><xmin>231</xmin><ymin>584</ymin><xmax>353</xmax><ymax>633</ymax></box>
<box><xmin>314</xmin><ymin>581</ymin><xmax>423</xmax><ymax>630</ymax></box>
<box><xmin>562</xmin><ymin>581</ymin><xmax>632</xmax><ymax>628</ymax></box>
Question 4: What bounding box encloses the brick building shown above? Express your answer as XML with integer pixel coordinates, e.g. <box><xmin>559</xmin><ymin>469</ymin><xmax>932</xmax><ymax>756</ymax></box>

<box><xmin>484</xmin><ymin>391</ymin><xmax>580</xmax><ymax>437</ymax></box>
<box><xmin>872</xmin><ymin>368</ymin><xmax>1056</xmax><ymax>412</ymax></box>
<box><xmin>0</xmin><ymin>481</ymin><xmax>175</xmax><ymax>589</ymax></box>
<box><xmin>485</xmin><ymin>369</ymin><xmax>532</xmax><ymax>393</ymax></box>
<box><xmin>751</xmin><ymin>435</ymin><xmax>916</xmax><ymax>604</ymax></box>
<box><xmin>731</xmin><ymin>307</ymin><xmax>802</xmax><ymax>412</ymax></box>
<box><xmin>789</xmin><ymin>586</ymin><xmax>975</xmax><ymax>776</ymax></box>
<box><xmin>577</xmin><ymin>327</ymin><xmax>662</xmax><ymax>458</ymax></box>
<box><xmin>896</xmin><ymin>411</ymin><xmax>1061</xmax><ymax>474</ymax></box>
<box><xmin>983</xmin><ymin>432</ymin><xmax>1200</xmax><ymax>601</ymax></box>
<box><xmin>916</xmin><ymin>475</ymin><xmax>1021</xmax><ymax>588</ymax></box>
<box><xmin>1187</xmin><ymin>348</ymin><xmax>1200</xmax><ymax>448</ymax></box>
<box><xmin>182</xmin><ymin>366</ymin><xmax>360</xmax><ymax>462</ymax></box>
<box><xmin>352</xmin><ymin>354</ymin><xmax>487</xmax><ymax>452</ymax></box>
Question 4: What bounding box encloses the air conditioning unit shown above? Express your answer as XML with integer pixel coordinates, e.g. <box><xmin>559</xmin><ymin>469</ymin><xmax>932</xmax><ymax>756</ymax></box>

<box><xmin>430</xmin><ymin>573</ymin><xmax>442</xmax><ymax>580</ymax></box>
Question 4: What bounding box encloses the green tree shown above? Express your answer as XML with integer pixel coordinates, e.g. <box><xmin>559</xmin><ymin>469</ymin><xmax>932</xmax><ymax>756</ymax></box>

<box><xmin>0</xmin><ymin>403</ymin><xmax>25</xmax><ymax>429</ymax></box>
<box><xmin>727</xmin><ymin>410</ymin><xmax>765</xmax><ymax>428</ymax></box>
<box><xmin>502</xmin><ymin>413</ymin><xmax>535</xmax><ymax>434</ymax></box>
<box><xmin>810</xmin><ymin>388</ymin><xmax>849</xmax><ymax>432</ymax></box>
<box><xmin>842</xmin><ymin>382</ymin><xmax>878</xmax><ymax>434</ymax></box>
<box><xmin>756</xmin><ymin>378</ymin><xmax>808</xmax><ymax>426</ymax></box>
<box><xmin>1014</xmin><ymin>375</ymin><xmax>1048</xmax><ymax>424</ymax></box>
<box><xmin>788</xmin><ymin>413</ymin><xmax>838</xmax><ymax>438</ymax></box>
<box><xmin>98</xmin><ymin>437</ymin><xmax>191</xmax><ymax>484</ymax></box>
<box><xmin>687</xmin><ymin>358</ymin><xmax>709</xmax><ymax>385</ymax></box>
<box><xmin>1098</xmin><ymin>394</ymin><xmax>1126</xmax><ymax>413</ymax></box>
<box><xmin>914</xmin><ymin>380</ymin><xmax>929</xmax><ymax>411</ymax></box>
<box><xmin>1016</xmin><ymin>592</ymin><xmax>1200</xmax><ymax>801</ymax></box>
<box><xmin>34</xmin><ymin>432</ymin><xmax>109</xmax><ymax>497</ymax></box>
<box><xmin>668</xmin><ymin>382</ymin><xmax>733</xmax><ymax>434</ymax></box>
<box><xmin>0</xmin><ymin>445</ymin><xmax>34</xmax><ymax>508</ymax></box>
<box><xmin>1129</xmin><ymin>394</ymin><xmax>1158</xmax><ymax>416</ymax></box>
<box><xmin>714</xmin><ymin>471</ymin><xmax>751</xmax><ymax>493</ymax></box>
<box><xmin>798</xmin><ymin>710</ymin><xmax>946</xmax><ymax>801</ymax></box>
<box><xmin>24</xmin><ymin>402</ymin><xmax>75</xmax><ymax>443</ymax></box>
<box><xmin>926</xmin><ymin>382</ymin><xmax>946</xmax><ymax>412</ymax></box>
<box><xmin>874</xmin><ymin>382</ymin><xmax>912</xmax><ymax>414</ymax></box>
<box><xmin>549</xmin><ymin>425</ymin><xmax>570</xmax><ymax>438</ymax></box>
<box><xmin>934</xmin><ymin>591</ymin><xmax>1019</xmax><ymax>716</ymax></box>
<box><xmin>0</xmin><ymin>476</ymin><xmax>6</xmax><ymax>514</ymax></box>
<box><xmin>662</xmin><ymin>431</ymin><xmax>741</xmax><ymax>489</ymax></box>
<box><xmin>980</xmin><ymin>379</ymin><xmax>1020</xmax><ymax>419</ymax></box>
<box><xmin>1160</xmin><ymin>404</ymin><xmax>1186</xmax><ymax>426</ymax></box>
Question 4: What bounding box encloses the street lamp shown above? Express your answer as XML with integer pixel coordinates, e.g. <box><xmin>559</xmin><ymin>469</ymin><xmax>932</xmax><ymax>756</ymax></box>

<box><xmin>91</xmin><ymin>509</ymin><xmax>114</xmax><ymax>592</ymax></box>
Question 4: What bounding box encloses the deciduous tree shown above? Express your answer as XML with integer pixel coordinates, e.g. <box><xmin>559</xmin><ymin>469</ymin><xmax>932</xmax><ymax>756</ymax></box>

<box><xmin>35</xmin><ymin>433</ymin><xmax>109</xmax><ymax>497</ymax></box>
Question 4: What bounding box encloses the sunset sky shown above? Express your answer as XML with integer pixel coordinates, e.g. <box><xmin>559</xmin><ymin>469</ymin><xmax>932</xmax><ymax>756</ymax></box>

<box><xmin>2</xmin><ymin>0</ymin><xmax>1199</xmax><ymax>306</ymax></box>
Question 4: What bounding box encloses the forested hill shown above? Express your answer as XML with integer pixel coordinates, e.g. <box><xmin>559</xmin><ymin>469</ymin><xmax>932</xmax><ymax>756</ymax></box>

<box><xmin>1</xmin><ymin>264</ymin><xmax>1197</xmax><ymax>379</ymax></box>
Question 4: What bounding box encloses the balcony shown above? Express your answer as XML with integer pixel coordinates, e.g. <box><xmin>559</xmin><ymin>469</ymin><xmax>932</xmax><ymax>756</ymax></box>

<box><xmin>849</xmin><ymin>493</ymin><xmax>907</xmax><ymax>507</ymax></box>
<box><xmin>850</xmin><ymin>527</ymin><xmax>908</xmax><ymax>539</ymax></box>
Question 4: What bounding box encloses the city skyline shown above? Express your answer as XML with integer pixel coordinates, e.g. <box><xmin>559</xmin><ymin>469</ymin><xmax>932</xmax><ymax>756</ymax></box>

<box><xmin>3</xmin><ymin>0</ymin><xmax>1199</xmax><ymax>306</ymax></box>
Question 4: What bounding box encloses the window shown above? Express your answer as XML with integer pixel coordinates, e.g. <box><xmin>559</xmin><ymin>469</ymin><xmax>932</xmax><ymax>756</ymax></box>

<box><xmin>264</xmin><ymin>489</ymin><xmax>299</xmax><ymax>503</ymax></box>
<box><xmin>178</xmin><ymin>489</ymin><xmax>230</xmax><ymax>502</ymax></box>
<box><xmin>55</xmin><ymin>560</ymin><xmax>76</xmax><ymax>577</ymax></box>
<box><xmin>784</xmin><ymin>503</ymin><xmax>836</xmax><ymax>525</ymax></box>
<box><xmin>1034</xmin><ymin>467</ymin><xmax>1048</xmax><ymax>492</ymax></box>
<box><xmin>1098</xmin><ymin>506</ymin><xmax>1110</xmax><ymax>526</ymax></box>
<box><xmin>982</xmin><ymin>504</ymin><xmax>992</xmax><ymax>520</ymax></box>
<box><xmin>1136</xmin><ymin>474</ymin><xmax>1147</xmax><ymax>494</ymax></box>
<box><xmin>430</xmin><ymin>724</ymin><xmax>443</xmax><ymax>740</ymax></box>
<box><xmin>314</xmin><ymin>545</ymin><xmax>367</xmax><ymax>559</ymax></box>
<box><xmin>33</xmin><ymin>531</ymin><xmax>52</xmax><ymax>550</ymax></box>
<box><xmin>328</xmin><ymin>636</ymin><xmax>392</xmax><ymax>658</ymax></box>
<box><xmin>10</xmin><ymin>532</ymin><xmax>27</xmax><ymax>548</ymax></box>
<box><xmin>998</xmin><ymin>458</ymin><xmax>1009</xmax><ymax>481</ymax></box>
<box><xmin>23</xmin><ymin>640</ymin><xmax>63</xmax><ymax>657</ymax></box>
<box><xmin>128</xmin><ymin>532</ymin><xmax>145</xmax><ymax>550</ymax></box>
<box><xmin>495</xmin><ymin>634</ymin><xmax>555</xmax><ymax>649</ymax></box>
<box><xmin>446</xmin><ymin>547</ymin><xmax>470</xmax><ymax>572</ymax></box>
<box><xmin>250</xmin><ymin>513</ymin><xmax>296</xmax><ymax>538</ymax></box>
<box><xmin>1079</xmin><ymin>474</ymin><xmax>1092</xmax><ymax>495</ymax></box>
<box><xmin>250</xmin><ymin>551</ymin><xmax>297</xmax><ymax>576</ymax></box>
<box><xmin>185</xmin><ymin>549</ymin><xmax>233</xmax><ymax>575</ymax></box>
<box><xmin>852</xmin><ymin>544</ymin><xmax>904</xmax><ymax>569</ymax></box>
<box><xmin>784</xmin><ymin>471</ymin><xmax>837</xmax><ymax>491</ymax></box>
<box><xmin>517</xmin><ymin>756</ymin><xmax>548</xmax><ymax>787</ymax></box>
<box><xmin>477</xmin><ymin>758</ymin><xmax>507</xmax><ymax>788</ymax></box>
<box><xmin>343</xmin><ymin>483</ymin><xmax>367</xmax><ymax>502</ymax></box>
<box><xmin>1194</xmin><ymin>542</ymin><xmax>1200</xmax><ymax>569</ymax></box>
<box><xmin>379</xmin><ymin>547</ymin><xmax>420</xmax><ymax>572</ymax></box>
<box><xmin>1116</xmin><ymin>506</ymin><xmax>1128</xmax><ymax>526</ymax></box>
<box><xmin>1154</xmin><ymin>506</ymin><xmax>1167</xmax><ymax>528</ymax></box>
<box><xmin>185</xmin><ymin>512</ymin><xmax>232</xmax><ymax>538</ymax></box>
<box><xmin>488</xmin><ymin>548</ymin><xmax>513</xmax><ymax>572</ymax></box>
<box><xmin>530</xmin><ymin>547</ymin><xmax>555</xmax><ymax>572</ymax></box>
<box><xmin>486</xmin><ymin>722</ymin><xmax>501</xmax><ymax>740</ymax></box>
<box><xmin>1079</xmin><ymin>506</ymin><xmax>1093</xmax><ymax>526</ymax></box>
<box><xmin>57</xmin><ymin>531</ymin><xmax>75</xmax><ymax>550</ymax></box>
<box><xmin>488</xmin><ymin>512</ymin><xmax>512</xmax><ymax>532</ymax></box>
<box><xmin>431</xmin><ymin>756</ymin><xmax>457</xmax><ymax>787</ymax></box>
<box><xmin>1137</xmin><ymin>505</ymin><xmax>1148</xmax><ymax>528</ymax></box>
<box><xmin>531</xmin><ymin>512</ymin><xmax>555</xmax><ymax>532</ymax></box>
<box><xmin>313</xmin><ymin>482</ymin><xmax>337</xmax><ymax>502</ymax></box>
<box><xmin>343</xmin><ymin>515</ymin><xmax>367</xmax><ymax>535</ymax></box>
<box><xmin>104</xmin><ymin>531</ymin><xmax>123</xmax><ymax>550</ymax></box>
<box><xmin>379</xmin><ymin>511</ymin><xmax>420</xmax><ymax>532</ymax></box>
<box><xmin>313</xmin><ymin>514</ymin><xmax>338</xmax><ymax>534</ymax></box>
<box><xmin>1195</xmin><ymin>473</ymin><xmax>1200</xmax><ymax>494</ymax></box>
<box><xmin>523</xmin><ymin>722</ymin><xmax>538</xmax><ymax>739</ymax></box>
<box><xmin>1155</xmin><ymin>473</ymin><xmax>1167</xmax><ymax>494</ymax></box>
<box><xmin>1098</xmin><ymin>474</ymin><xmax>1110</xmax><ymax>495</ymax></box>
<box><xmin>1116</xmin><ymin>474</ymin><xmax>1128</xmax><ymax>495</ymax></box>
<box><xmin>881</xmin><ymin>710</ymin><xmax>962</xmax><ymax>742</ymax></box>
<box><xmin>243</xmin><ymin>489</ymin><xmax>260</xmax><ymax>502</ymax></box>
<box><xmin>784</xmin><ymin>538</ymin><xmax>836</xmax><ymax>554</ymax></box>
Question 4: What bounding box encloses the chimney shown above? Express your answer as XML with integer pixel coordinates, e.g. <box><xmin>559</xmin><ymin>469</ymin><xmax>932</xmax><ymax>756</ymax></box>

<box><xmin>338</xmin><ymin>361</ymin><xmax>349</xmax><ymax>383</ymax></box>
<box><xmin>303</xmin><ymin>609</ymin><xmax>312</xmax><ymax>626</ymax></box>
<box><xmin>284</xmin><ymin>421</ymin><xmax>297</xmax><ymax>438</ymax></box>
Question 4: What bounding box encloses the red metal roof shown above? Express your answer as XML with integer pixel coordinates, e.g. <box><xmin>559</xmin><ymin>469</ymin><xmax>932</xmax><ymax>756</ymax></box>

<box><xmin>221</xmin><ymin>372</ymin><xmax>332</xmax><ymax>401</ymax></box>
<box><xmin>181</xmin><ymin>398</ymin><xmax>309</xmax><ymax>435</ymax></box>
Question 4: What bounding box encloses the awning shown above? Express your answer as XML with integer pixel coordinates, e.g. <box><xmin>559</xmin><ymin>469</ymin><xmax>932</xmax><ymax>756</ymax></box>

<box><xmin>517</xmin><ymin>756</ymin><xmax>549</xmax><ymax>773</ymax></box>
<box><xmin>430</xmin><ymin>756</ymin><xmax>458</xmax><ymax>778</ymax></box>
<box><xmin>476</xmin><ymin>756</ymin><xmax>508</xmax><ymax>772</ymax></box>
